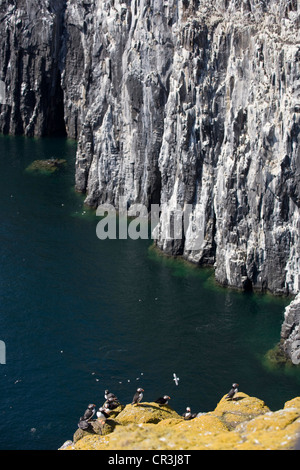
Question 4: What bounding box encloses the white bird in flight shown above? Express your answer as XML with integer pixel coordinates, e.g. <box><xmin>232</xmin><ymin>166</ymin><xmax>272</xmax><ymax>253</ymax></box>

<box><xmin>173</xmin><ymin>373</ymin><xmax>179</xmax><ymax>386</ymax></box>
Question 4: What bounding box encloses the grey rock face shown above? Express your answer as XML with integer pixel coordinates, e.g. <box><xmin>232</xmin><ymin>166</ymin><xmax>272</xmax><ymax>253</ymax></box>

<box><xmin>0</xmin><ymin>0</ymin><xmax>299</xmax><ymax>300</ymax></box>
<box><xmin>64</xmin><ymin>0</ymin><xmax>175</xmax><ymax>208</ymax></box>
<box><xmin>0</xmin><ymin>0</ymin><xmax>67</xmax><ymax>137</ymax></box>
<box><xmin>64</xmin><ymin>0</ymin><xmax>300</xmax><ymax>296</ymax></box>
<box><xmin>281</xmin><ymin>293</ymin><xmax>300</xmax><ymax>364</ymax></box>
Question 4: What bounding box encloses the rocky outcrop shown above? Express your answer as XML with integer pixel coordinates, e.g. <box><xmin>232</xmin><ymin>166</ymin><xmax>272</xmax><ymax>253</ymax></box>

<box><xmin>26</xmin><ymin>158</ymin><xmax>67</xmax><ymax>174</ymax></box>
<box><xmin>59</xmin><ymin>394</ymin><xmax>300</xmax><ymax>450</ymax></box>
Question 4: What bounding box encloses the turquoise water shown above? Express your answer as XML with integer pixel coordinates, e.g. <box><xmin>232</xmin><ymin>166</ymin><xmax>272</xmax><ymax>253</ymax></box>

<box><xmin>0</xmin><ymin>135</ymin><xmax>299</xmax><ymax>450</ymax></box>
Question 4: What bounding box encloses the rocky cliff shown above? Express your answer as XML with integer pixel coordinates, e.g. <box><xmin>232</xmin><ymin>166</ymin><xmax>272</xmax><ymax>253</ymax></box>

<box><xmin>281</xmin><ymin>292</ymin><xmax>300</xmax><ymax>364</ymax></box>
<box><xmin>0</xmin><ymin>1</ymin><xmax>300</xmax><ymax>357</ymax></box>
<box><xmin>65</xmin><ymin>0</ymin><xmax>300</xmax><ymax>296</ymax></box>
<box><xmin>0</xmin><ymin>0</ymin><xmax>67</xmax><ymax>136</ymax></box>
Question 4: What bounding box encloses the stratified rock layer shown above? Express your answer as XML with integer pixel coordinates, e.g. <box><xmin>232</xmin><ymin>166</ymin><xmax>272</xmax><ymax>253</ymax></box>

<box><xmin>59</xmin><ymin>394</ymin><xmax>300</xmax><ymax>450</ymax></box>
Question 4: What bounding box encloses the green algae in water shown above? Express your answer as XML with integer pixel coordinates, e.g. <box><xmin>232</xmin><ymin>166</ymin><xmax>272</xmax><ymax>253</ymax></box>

<box><xmin>148</xmin><ymin>243</ymin><xmax>214</xmax><ymax>282</ymax></box>
<box><xmin>263</xmin><ymin>344</ymin><xmax>288</xmax><ymax>367</ymax></box>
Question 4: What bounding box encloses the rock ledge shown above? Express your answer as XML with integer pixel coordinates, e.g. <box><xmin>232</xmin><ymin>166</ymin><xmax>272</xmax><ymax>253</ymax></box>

<box><xmin>59</xmin><ymin>394</ymin><xmax>300</xmax><ymax>450</ymax></box>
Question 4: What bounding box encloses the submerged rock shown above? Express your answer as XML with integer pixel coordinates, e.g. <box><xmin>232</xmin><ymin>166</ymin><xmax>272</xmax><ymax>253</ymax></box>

<box><xmin>60</xmin><ymin>394</ymin><xmax>300</xmax><ymax>450</ymax></box>
<box><xmin>26</xmin><ymin>159</ymin><xmax>67</xmax><ymax>174</ymax></box>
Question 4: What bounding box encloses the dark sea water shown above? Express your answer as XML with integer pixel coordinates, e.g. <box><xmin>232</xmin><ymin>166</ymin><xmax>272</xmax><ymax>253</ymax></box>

<box><xmin>0</xmin><ymin>135</ymin><xmax>299</xmax><ymax>450</ymax></box>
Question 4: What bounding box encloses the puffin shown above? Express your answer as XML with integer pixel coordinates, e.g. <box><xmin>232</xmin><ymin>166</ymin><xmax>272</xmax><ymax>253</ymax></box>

<box><xmin>225</xmin><ymin>383</ymin><xmax>239</xmax><ymax>400</ymax></box>
<box><xmin>78</xmin><ymin>403</ymin><xmax>96</xmax><ymax>430</ymax></box>
<box><xmin>155</xmin><ymin>395</ymin><xmax>170</xmax><ymax>406</ymax></box>
<box><xmin>82</xmin><ymin>403</ymin><xmax>96</xmax><ymax>421</ymax></box>
<box><xmin>97</xmin><ymin>406</ymin><xmax>110</xmax><ymax>424</ymax></box>
<box><xmin>132</xmin><ymin>388</ymin><xmax>144</xmax><ymax>405</ymax></box>
<box><xmin>182</xmin><ymin>407</ymin><xmax>197</xmax><ymax>420</ymax></box>
<box><xmin>104</xmin><ymin>389</ymin><xmax>118</xmax><ymax>401</ymax></box>
<box><xmin>105</xmin><ymin>396</ymin><xmax>120</xmax><ymax>409</ymax></box>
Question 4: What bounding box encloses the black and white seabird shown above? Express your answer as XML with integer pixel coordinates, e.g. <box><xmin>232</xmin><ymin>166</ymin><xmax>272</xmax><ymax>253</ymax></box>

<box><xmin>225</xmin><ymin>383</ymin><xmax>239</xmax><ymax>400</ymax></box>
<box><xmin>182</xmin><ymin>407</ymin><xmax>197</xmax><ymax>420</ymax></box>
<box><xmin>132</xmin><ymin>388</ymin><xmax>144</xmax><ymax>405</ymax></box>
<box><xmin>104</xmin><ymin>389</ymin><xmax>118</xmax><ymax>401</ymax></box>
<box><xmin>82</xmin><ymin>403</ymin><xmax>96</xmax><ymax>421</ymax></box>
<box><xmin>78</xmin><ymin>403</ymin><xmax>96</xmax><ymax>430</ymax></box>
<box><xmin>155</xmin><ymin>395</ymin><xmax>171</xmax><ymax>406</ymax></box>
<box><xmin>105</xmin><ymin>396</ymin><xmax>120</xmax><ymax>409</ymax></box>
<box><xmin>97</xmin><ymin>407</ymin><xmax>110</xmax><ymax>423</ymax></box>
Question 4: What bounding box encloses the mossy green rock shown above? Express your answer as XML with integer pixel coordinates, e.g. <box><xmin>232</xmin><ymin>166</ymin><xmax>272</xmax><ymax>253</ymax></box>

<box><xmin>26</xmin><ymin>158</ymin><xmax>67</xmax><ymax>174</ymax></box>
<box><xmin>60</xmin><ymin>395</ymin><xmax>300</xmax><ymax>450</ymax></box>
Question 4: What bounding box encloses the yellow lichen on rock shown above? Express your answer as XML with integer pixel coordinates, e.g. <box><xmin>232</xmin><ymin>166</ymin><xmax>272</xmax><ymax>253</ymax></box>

<box><xmin>232</xmin><ymin>395</ymin><xmax>300</xmax><ymax>450</ymax></box>
<box><xmin>212</xmin><ymin>392</ymin><xmax>271</xmax><ymax>429</ymax></box>
<box><xmin>284</xmin><ymin>397</ymin><xmax>300</xmax><ymax>411</ymax></box>
<box><xmin>115</xmin><ymin>402</ymin><xmax>182</xmax><ymax>425</ymax></box>
<box><xmin>60</xmin><ymin>394</ymin><xmax>300</xmax><ymax>451</ymax></box>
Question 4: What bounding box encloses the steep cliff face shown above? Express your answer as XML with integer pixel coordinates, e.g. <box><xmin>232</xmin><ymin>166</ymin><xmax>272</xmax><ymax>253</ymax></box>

<box><xmin>0</xmin><ymin>0</ymin><xmax>299</xmax><ymax>298</ymax></box>
<box><xmin>64</xmin><ymin>0</ymin><xmax>176</xmax><ymax>209</ymax></box>
<box><xmin>63</xmin><ymin>0</ymin><xmax>300</xmax><ymax>296</ymax></box>
<box><xmin>0</xmin><ymin>0</ymin><xmax>67</xmax><ymax>136</ymax></box>
<box><xmin>281</xmin><ymin>292</ymin><xmax>300</xmax><ymax>364</ymax></box>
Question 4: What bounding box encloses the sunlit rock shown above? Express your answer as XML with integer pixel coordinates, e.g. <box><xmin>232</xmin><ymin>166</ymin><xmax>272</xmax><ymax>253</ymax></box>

<box><xmin>60</xmin><ymin>393</ymin><xmax>300</xmax><ymax>450</ymax></box>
